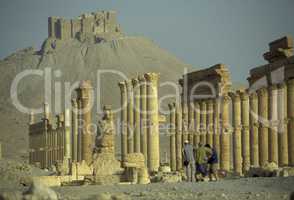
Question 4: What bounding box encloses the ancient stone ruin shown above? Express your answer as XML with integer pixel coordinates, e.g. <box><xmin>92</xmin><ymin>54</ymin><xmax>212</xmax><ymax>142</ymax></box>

<box><xmin>28</xmin><ymin>35</ymin><xmax>294</xmax><ymax>187</ymax></box>
<box><xmin>48</xmin><ymin>10</ymin><xmax>123</xmax><ymax>42</ymax></box>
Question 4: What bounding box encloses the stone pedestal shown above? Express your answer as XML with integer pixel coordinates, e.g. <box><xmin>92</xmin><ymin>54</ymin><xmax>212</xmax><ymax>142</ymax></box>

<box><xmin>249</xmin><ymin>91</ymin><xmax>259</xmax><ymax>166</ymax></box>
<box><xmin>277</xmin><ymin>83</ymin><xmax>288</xmax><ymax>166</ymax></box>
<box><xmin>126</xmin><ymin>80</ymin><xmax>134</xmax><ymax>154</ymax></box>
<box><xmin>144</xmin><ymin>73</ymin><xmax>160</xmax><ymax>172</ymax></box>
<box><xmin>257</xmin><ymin>88</ymin><xmax>269</xmax><ymax>167</ymax></box>
<box><xmin>230</xmin><ymin>92</ymin><xmax>242</xmax><ymax>175</ymax></box>
<box><xmin>200</xmin><ymin>101</ymin><xmax>207</xmax><ymax>145</ymax></box>
<box><xmin>169</xmin><ymin>103</ymin><xmax>176</xmax><ymax>171</ymax></box>
<box><xmin>132</xmin><ymin>78</ymin><xmax>141</xmax><ymax>153</ymax></box>
<box><xmin>175</xmin><ymin>103</ymin><xmax>182</xmax><ymax>171</ymax></box>
<box><xmin>194</xmin><ymin>102</ymin><xmax>200</xmax><ymax>147</ymax></box>
<box><xmin>239</xmin><ymin>90</ymin><xmax>250</xmax><ymax>172</ymax></box>
<box><xmin>287</xmin><ymin>79</ymin><xmax>294</xmax><ymax>166</ymax></box>
<box><xmin>118</xmin><ymin>82</ymin><xmax>128</xmax><ymax>162</ymax></box>
<box><xmin>220</xmin><ymin>95</ymin><xmax>231</xmax><ymax>171</ymax></box>
<box><xmin>71</xmin><ymin>99</ymin><xmax>78</xmax><ymax>162</ymax></box>
<box><xmin>269</xmin><ymin>85</ymin><xmax>278</xmax><ymax>164</ymax></box>
<box><xmin>138</xmin><ymin>76</ymin><xmax>148</xmax><ymax>164</ymax></box>
<box><xmin>76</xmin><ymin>80</ymin><xmax>93</xmax><ymax>164</ymax></box>
<box><xmin>207</xmin><ymin>99</ymin><xmax>214</xmax><ymax>146</ymax></box>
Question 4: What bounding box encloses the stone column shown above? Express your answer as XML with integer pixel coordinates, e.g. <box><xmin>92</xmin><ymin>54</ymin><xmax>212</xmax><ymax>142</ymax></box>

<box><xmin>249</xmin><ymin>91</ymin><xmax>259</xmax><ymax>167</ymax></box>
<box><xmin>71</xmin><ymin>99</ymin><xmax>78</xmax><ymax>161</ymax></box>
<box><xmin>29</xmin><ymin>111</ymin><xmax>35</xmax><ymax>125</ymax></box>
<box><xmin>287</xmin><ymin>79</ymin><xmax>294</xmax><ymax>166</ymax></box>
<box><xmin>194</xmin><ymin>101</ymin><xmax>200</xmax><ymax>147</ymax></box>
<box><xmin>188</xmin><ymin>102</ymin><xmax>195</xmax><ymax>143</ymax></box>
<box><xmin>277</xmin><ymin>83</ymin><xmax>288</xmax><ymax>166</ymax></box>
<box><xmin>257</xmin><ymin>87</ymin><xmax>269</xmax><ymax>167</ymax></box>
<box><xmin>207</xmin><ymin>99</ymin><xmax>214</xmax><ymax>146</ymax></box>
<box><xmin>200</xmin><ymin>101</ymin><xmax>207</xmax><ymax>145</ymax></box>
<box><xmin>175</xmin><ymin>103</ymin><xmax>182</xmax><ymax>171</ymax></box>
<box><xmin>43</xmin><ymin>103</ymin><xmax>49</xmax><ymax>168</ymax></box>
<box><xmin>230</xmin><ymin>92</ymin><xmax>242</xmax><ymax>175</ymax></box>
<box><xmin>144</xmin><ymin>73</ymin><xmax>160</xmax><ymax>172</ymax></box>
<box><xmin>239</xmin><ymin>90</ymin><xmax>250</xmax><ymax>172</ymax></box>
<box><xmin>268</xmin><ymin>85</ymin><xmax>279</xmax><ymax>164</ymax></box>
<box><xmin>182</xmin><ymin>102</ymin><xmax>189</xmax><ymax>145</ymax></box>
<box><xmin>77</xmin><ymin>99</ymin><xmax>83</xmax><ymax>162</ymax></box>
<box><xmin>138</xmin><ymin>76</ymin><xmax>148</xmax><ymax>163</ymax></box>
<box><xmin>220</xmin><ymin>95</ymin><xmax>231</xmax><ymax>171</ymax></box>
<box><xmin>169</xmin><ymin>103</ymin><xmax>176</xmax><ymax>171</ymax></box>
<box><xmin>76</xmin><ymin>80</ymin><xmax>93</xmax><ymax>164</ymax></box>
<box><xmin>213</xmin><ymin>98</ymin><xmax>220</xmax><ymax>167</ymax></box>
<box><xmin>132</xmin><ymin>78</ymin><xmax>141</xmax><ymax>153</ymax></box>
<box><xmin>118</xmin><ymin>81</ymin><xmax>128</xmax><ymax>162</ymax></box>
<box><xmin>126</xmin><ymin>80</ymin><xmax>134</xmax><ymax>154</ymax></box>
<box><xmin>0</xmin><ymin>142</ymin><xmax>2</xmax><ymax>160</ymax></box>
<box><xmin>64</xmin><ymin>108</ymin><xmax>71</xmax><ymax>160</ymax></box>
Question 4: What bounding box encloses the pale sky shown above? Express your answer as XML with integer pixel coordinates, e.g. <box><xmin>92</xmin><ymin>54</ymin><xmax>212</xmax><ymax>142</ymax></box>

<box><xmin>0</xmin><ymin>0</ymin><xmax>294</xmax><ymax>83</ymax></box>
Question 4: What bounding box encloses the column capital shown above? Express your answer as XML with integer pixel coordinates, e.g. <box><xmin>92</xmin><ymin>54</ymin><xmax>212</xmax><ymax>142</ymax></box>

<box><xmin>125</xmin><ymin>80</ymin><xmax>133</xmax><ymax>90</ymax></box>
<box><xmin>249</xmin><ymin>91</ymin><xmax>258</xmax><ymax>99</ymax></box>
<box><xmin>118</xmin><ymin>81</ymin><xmax>127</xmax><ymax>92</ymax></box>
<box><xmin>257</xmin><ymin>87</ymin><xmax>268</xmax><ymax>97</ymax></box>
<box><xmin>138</xmin><ymin>75</ymin><xmax>146</xmax><ymax>82</ymax></box>
<box><xmin>71</xmin><ymin>98</ymin><xmax>78</xmax><ymax>107</ymax></box>
<box><xmin>222</xmin><ymin>94</ymin><xmax>231</xmax><ymax>103</ymax></box>
<box><xmin>228</xmin><ymin>92</ymin><xmax>241</xmax><ymax>102</ymax></box>
<box><xmin>268</xmin><ymin>84</ymin><xmax>278</xmax><ymax>91</ymax></box>
<box><xmin>132</xmin><ymin>78</ymin><xmax>139</xmax><ymax>87</ymax></box>
<box><xmin>144</xmin><ymin>73</ymin><xmax>159</xmax><ymax>83</ymax></box>
<box><xmin>207</xmin><ymin>99</ymin><xmax>214</xmax><ymax>105</ymax></box>
<box><xmin>237</xmin><ymin>89</ymin><xmax>249</xmax><ymax>101</ymax></box>
<box><xmin>168</xmin><ymin>102</ymin><xmax>176</xmax><ymax>110</ymax></box>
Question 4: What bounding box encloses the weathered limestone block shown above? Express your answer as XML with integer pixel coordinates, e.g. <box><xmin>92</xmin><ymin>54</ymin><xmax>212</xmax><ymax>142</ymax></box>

<box><xmin>118</xmin><ymin>81</ymin><xmax>128</xmax><ymax>162</ymax></box>
<box><xmin>123</xmin><ymin>153</ymin><xmax>145</xmax><ymax>169</ymax></box>
<box><xmin>249</xmin><ymin>91</ymin><xmax>259</xmax><ymax>167</ymax></box>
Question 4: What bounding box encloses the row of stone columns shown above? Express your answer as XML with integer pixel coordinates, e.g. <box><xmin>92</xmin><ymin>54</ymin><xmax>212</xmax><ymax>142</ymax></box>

<box><xmin>118</xmin><ymin>73</ymin><xmax>160</xmax><ymax>172</ymax></box>
<box><xmin>169</xmin><ymin>78</ymin><xmax>294</xmax><ymax>173</ymax></box>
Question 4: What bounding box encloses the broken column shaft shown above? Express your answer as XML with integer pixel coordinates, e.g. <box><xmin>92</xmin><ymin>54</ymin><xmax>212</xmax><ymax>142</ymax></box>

<box><xmin>169</xmin><ymin>103</ymin><xmax>176</xmax><ymax>171</ymax></box>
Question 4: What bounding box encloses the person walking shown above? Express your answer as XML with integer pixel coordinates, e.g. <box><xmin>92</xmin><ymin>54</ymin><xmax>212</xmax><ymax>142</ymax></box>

<box><xmin>182</xmin><ymin>140</ymin><xmax>195</xmax><ymax>182</ymax></box>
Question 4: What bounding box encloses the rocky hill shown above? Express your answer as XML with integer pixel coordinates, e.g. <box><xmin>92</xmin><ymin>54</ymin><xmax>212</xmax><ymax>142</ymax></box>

<box><xmin>0</xmin><ymin>32</ymin><xmax>192</xmax><ymax>160</ymax></box>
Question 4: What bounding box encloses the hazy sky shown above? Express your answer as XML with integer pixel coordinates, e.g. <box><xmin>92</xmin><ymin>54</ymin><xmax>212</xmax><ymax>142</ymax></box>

<box><xmin>0</xmin><ymin>0</ymin><xmax>293</xmax><ymax>83</ymax></box>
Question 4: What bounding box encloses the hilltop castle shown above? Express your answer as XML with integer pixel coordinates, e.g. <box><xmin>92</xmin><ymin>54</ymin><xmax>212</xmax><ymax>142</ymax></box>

<box><xmin>48</xmin><ymin>10</ymin><xmax>123</xmax><ymax>41</ymax></box>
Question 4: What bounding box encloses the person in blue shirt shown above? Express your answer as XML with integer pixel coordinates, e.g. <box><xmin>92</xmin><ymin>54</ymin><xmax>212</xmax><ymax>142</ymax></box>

<box><xmin>205</xmin><ymin>144</ymin><xmax>219</xmax><ymax>181</ymax></box>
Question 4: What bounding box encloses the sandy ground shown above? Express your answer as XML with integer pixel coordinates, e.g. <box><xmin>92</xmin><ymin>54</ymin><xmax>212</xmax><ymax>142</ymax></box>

<box><xmin>54</xmin><ymin>177</ymin><xmax>294</xmax><ymax>200</ymax></box>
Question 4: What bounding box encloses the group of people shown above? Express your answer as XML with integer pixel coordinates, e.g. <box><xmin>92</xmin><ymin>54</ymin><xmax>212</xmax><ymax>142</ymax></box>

<box><xmin>182</xmin><ymin>140</ymin><xmax>219</xmax><ymax>182</ymax></box>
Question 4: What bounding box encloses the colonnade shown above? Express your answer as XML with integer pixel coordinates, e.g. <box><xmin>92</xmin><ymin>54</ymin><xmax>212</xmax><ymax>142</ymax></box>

<box><xmin>169</xmin><ymin>80</ymin><xmax>294</xmax><ymax>174</ymax></box>
<box><xmin>118</xmin><ymin>73</ymin><xmax>160</xmax><ymax>172</ymax></box>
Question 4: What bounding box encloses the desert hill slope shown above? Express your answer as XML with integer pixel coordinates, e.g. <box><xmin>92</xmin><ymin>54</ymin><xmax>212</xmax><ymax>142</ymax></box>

<box><xmin>0</xmin><ymin>35</ymin><xmax>193</xmax><ymax>160</ymax></box>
